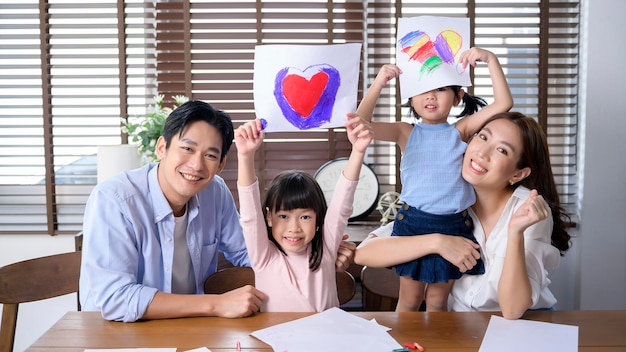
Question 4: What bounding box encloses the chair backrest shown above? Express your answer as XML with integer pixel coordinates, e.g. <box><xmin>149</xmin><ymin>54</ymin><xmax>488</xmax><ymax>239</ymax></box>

<box><xmin>74</xmin><ymin>231</ymin><xmax>84</xmax><ymax>311</ymax></box>
<box><xmin>203</xmin><ymin>267</ymin><xmax>255</xmax><ymax>295</ymax></box>
<box><xmin>203</xmin><ymin>267</ymin><xmax>356</xmax><ymax>306</ymax></box>
<box><xmin>216</xmin><ymin>251</ymin><xmax>235</xmax><ymax>271</ymax></box>
<box><xmin>0</xmin><ymin>251</ymin><xmax>82</xmax><ymax>352</ymax></box>
<box><xmin>336</xmin><ymin>270</ymin><xmax>356</xmax><ymax>306</ymax></box>
<box><xmin>74</xmin><ymin>231</ymin><xmax>83</xmax><ymax>251</ymax></box>
<box><xmin>360</xmin><ymin>265</ymin><xmax>400</xmax><ymax>311</ymax></box>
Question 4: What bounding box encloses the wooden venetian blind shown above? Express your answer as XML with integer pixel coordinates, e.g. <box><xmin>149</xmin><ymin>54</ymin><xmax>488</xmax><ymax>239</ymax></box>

<box><xmin>0</xmin><ymin>0</ymin><xmax>579</xmax><ymax>235</ymax></box>
<box><xmin>0</xmin><ymin>0</ymin><xmax>156</xmax><ymax>234</ymax></box>
<box><xmin>156</xmin><ymin>0</ymin><xmax>366</xmax><ymax>206</ymax></box>
<box><xmin>363</xmin><ymin>0</ymin><xmax>579</xmax><ymax>212</ymax></box>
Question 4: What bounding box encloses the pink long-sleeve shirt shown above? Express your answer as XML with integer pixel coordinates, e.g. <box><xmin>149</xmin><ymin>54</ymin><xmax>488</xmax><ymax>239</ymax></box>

<box><xmin>238</xmin><ymin>174</ymin><xmax>356</xmax><ymax>312</ymax></box>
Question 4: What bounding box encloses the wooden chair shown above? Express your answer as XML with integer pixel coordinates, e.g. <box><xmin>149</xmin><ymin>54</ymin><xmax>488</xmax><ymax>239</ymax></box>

<box><xmin>74</xmin><ymin>231</ymin><xmax>83</xmax><ymax>251</ymax></box>
<box><xmin>0</xmin><ymin>251</ymin><xmax>82</xmax><ymax>352</ymax></box>
<box><xmin>203</xmin><ymin>266</ymin><xmax>255</xmax><ymax>295</ymax></box>
<box><xmin>203</xmin><ymin>267</ymin><xmax>356</xmax><ymax>305</ymax></box>
<box><xmin>216</xmin><ymin>251</ymin><xmax>235</xmax><ymax>271</ymax></box>
<box><xmin>360</xmin><ymin>265</ymin><xmax>400</xmax><ymax>311</ymax></box>
<box><xmin>336</xmin><ymin>270</ymin><xmax>356</xmax><ymax>306</ymax></box>
<box><xmin>73</xmin><ymin>231</ymin><xmax>84</xmax><ymax>311</ymax></box>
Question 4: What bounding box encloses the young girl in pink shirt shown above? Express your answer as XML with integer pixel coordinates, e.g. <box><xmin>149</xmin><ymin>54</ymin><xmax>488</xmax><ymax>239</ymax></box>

<box><xmin>234</xmin><ymin>114</ymin><xmax>372</xmax><ymax>312</ymax></box>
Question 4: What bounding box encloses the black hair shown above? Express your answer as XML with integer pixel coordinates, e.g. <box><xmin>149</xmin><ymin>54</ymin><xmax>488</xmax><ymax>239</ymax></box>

<box><xmin>161</xmin><ymin>100</ymin><xmax>234</xmax><ymax>161</ymax></box>
<box><xmin>404</xmin><ymin>86</ymin><xmax>487</xmax><ymax>120</ymax></box>
<box><xmin>262</xmin><ymin>170</ymin><xmax>327</xmax><ymax>271</ymax></box>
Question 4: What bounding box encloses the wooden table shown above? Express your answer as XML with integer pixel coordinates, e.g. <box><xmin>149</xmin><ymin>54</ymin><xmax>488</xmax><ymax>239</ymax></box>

<box><xmin>345</xmin><ymin>221</ymin><xmax>381</xmax><ymax>243</ymax></box>
<box><xmin>26</xmin><ymin>310</ymin><xmax>626</xmax><ymax>351</ymax></box>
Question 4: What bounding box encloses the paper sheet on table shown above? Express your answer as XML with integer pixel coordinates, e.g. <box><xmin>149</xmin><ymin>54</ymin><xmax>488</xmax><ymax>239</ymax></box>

<box><xmin>251</xmin><ymin>307</ymin><xmax>402</xmax><ymax>352</ymax></box>
<box><xmin>84</xmin><ymin>349</ymin><xmax>209</xmax><ymax>352</ymax></box>
<box><xmin>478</xmin><ymin>315</ymin><xmax>578</xmax><ymax>352</ymax></box>
<box><xmin>84</xmin><ymin>349</ymin><xmax>176</xmax><ymax>352</ymax></box>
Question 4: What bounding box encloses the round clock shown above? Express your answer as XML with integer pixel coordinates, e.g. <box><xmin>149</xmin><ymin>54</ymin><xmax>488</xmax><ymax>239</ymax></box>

<box><xmin>314</xmin><ymin>157</ymin><xmax>380</xmax><ymax>220</ymax></box>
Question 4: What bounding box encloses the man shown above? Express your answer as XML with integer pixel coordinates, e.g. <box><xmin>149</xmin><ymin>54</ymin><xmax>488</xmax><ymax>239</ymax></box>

<box><xmin>79</xmin><ymin>101</ymin><xmax>355</xmax><ymax>322</ymax></box>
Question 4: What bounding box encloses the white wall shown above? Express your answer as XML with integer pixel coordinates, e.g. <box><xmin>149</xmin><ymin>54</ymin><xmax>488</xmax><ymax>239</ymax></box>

<box><xmin>577</xmin><ymin>0</ymin><xmax>626</xmax><ymax>309</ymax></box>
<box><xmin>2</xmin><ymin>0</ymin><xmax>626</xmax><ymax>350</ymax></box>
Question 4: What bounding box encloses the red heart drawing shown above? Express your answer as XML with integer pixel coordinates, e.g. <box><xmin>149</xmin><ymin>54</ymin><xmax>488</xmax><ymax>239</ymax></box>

<box><xmin>281</xmin><ymin>72</ymin><xmax>329</xmax><ymax>118</ymax></box>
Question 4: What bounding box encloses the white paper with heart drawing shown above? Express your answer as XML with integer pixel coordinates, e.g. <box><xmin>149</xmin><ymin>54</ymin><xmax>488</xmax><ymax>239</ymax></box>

<box><xmin>396</xmin><ymin>16</ymin><xmax>472</xmax><ymax>100</ymax></box>
<box><xmin>253</xmin><ymin>43</ymin><xmax>361</xmax><ymax>132</ymax></box>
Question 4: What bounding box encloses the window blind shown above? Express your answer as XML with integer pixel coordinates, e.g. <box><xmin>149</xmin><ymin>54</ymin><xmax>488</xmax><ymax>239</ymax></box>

<box><xmin>0</xmin><ymin>0</ymin><xmax>579</xmax><ymax>235</ymax></box>
<box><xmin>364</xmin><ymin>0</ymin><xmax>579</xmax><ymax>212</ymax></box>
<box><xmin>158</xmin><ymin>0</ymin><xmax>366</xmax><ymax>205</ymax></box>
<box><xmin>0</xmin><ymin>0</ymin><xmax>156</xmax><ymax>234</ymax></box>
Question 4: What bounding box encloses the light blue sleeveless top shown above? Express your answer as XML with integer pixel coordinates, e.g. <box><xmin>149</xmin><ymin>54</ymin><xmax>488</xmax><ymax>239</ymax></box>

<box><xmin>399</xmin><ymin>122</ymin><xmax>475</xmax><ymax>214</ymax></box>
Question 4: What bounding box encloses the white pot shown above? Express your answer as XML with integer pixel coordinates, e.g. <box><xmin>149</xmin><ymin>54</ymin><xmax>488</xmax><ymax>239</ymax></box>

<box><xmin>97</xmin><ymin>144</ymin><xmax>141</xmax><ymax>183</ymax></box>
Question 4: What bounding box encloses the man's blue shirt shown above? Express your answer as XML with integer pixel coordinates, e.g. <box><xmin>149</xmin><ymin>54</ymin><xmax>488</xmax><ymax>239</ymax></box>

<box><xmin>79</xmin><ymin>163</ymin><xmax>250</xmax><ymax>322</ymax></box>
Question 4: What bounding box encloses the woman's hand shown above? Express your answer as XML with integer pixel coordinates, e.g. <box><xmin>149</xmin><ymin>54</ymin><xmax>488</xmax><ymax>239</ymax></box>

<box><xmin>436</xmin><ymin>235</ymin><xmax>482</xmax><ymax>272</ymax></box>
<box><xmin>508</xmin><ymin>189</ymin><xmax>550</xmax><ymax>236</ymax></box>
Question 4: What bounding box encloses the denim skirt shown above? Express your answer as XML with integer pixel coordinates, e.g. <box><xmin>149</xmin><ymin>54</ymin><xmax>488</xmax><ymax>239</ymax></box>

<box><xmin>391</xmin><ymin>204</ymin><xmax>485</xmax><ymax>283</ymax></box>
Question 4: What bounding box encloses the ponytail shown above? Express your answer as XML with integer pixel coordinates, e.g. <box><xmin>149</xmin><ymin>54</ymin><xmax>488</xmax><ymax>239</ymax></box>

<box><xmin>456</xmin><ymin>89</ymin><xmax>487</xmax><ymax>118</ymax></box>
<box><xmin>405</xmin><ymin>85</ymin><xmax>487</xmax><ymax>119</ymax></box>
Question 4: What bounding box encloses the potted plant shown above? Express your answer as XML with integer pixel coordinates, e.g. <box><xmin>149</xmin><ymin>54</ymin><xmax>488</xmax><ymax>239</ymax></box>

<box><xmin>122</xmin><ymin>94</ymin><xmax>188</xmax><ymax>163</ymax></box>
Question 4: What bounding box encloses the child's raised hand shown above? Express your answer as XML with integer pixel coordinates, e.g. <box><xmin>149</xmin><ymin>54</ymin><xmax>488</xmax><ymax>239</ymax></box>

<box><xmin>373</xmin><ymin>64</ymin><xmax>402</xmax><ymax>87</ymax></box>
<box><xmin>345</xmin><ymin>113</ymin><xmax>374</xmax><ymax>153</ymax></box>
<box><xmin>508</xmin><ymin>189</ymin><xmax>551</xmax><ymax>236</ymax></box>
<box><xmin>458</xmin><ymin>47</ymin><xmax>496</xmax><ymax>70</ymax></box>
<box><xmin>234</xmin><ymin>119</ymin><xmax>264</xmax><ymax>156</ymax></box>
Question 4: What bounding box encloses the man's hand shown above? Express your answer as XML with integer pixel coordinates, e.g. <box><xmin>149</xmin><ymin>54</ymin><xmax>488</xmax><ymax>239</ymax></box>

<box><xmin>211</xmin><ymin>285</ymin><xmax>266</xmax><ymax>318</ymax></box>
<box><xmin>335</xmin><ymin>234</ymin><xmax>356</xmax><ymax>272</ymax></box>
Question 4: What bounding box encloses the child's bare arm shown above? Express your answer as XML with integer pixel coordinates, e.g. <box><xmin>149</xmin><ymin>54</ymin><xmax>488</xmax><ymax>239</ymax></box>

<box><xmin>357</xmin><ymin>64</ymin><xmax>401</xmax><ymax>122</ymax></box>
<box><xmin>357</xmin><ymin>64</ymin><xmax>409</xmax><ymax>146</ymax></box>
<box><xmin>456</xmin><ymin>48</ymin><xmax>514</xmax><ymax>140</ymax></box>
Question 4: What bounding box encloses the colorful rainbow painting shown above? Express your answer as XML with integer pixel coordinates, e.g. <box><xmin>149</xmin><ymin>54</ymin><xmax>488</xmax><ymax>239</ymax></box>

<box><xmin>398</xmin><ymin>29</ymin><xmax>463</xmax><ymax>78</ymax></box>
<box><xmin>273</xmin><ymin>64</ymin><xmax>340</xmax><ymax>130</ymax></box>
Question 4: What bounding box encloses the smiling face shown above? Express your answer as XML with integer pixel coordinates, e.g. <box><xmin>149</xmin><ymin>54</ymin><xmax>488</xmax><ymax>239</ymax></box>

<box><xmin>462</xmin><ymin>118</ymin><xmax>531</xmax><ymax>191</ymax></box>
<box><xmin>156</xmin><ymin>120</ymin><xmax>226</xmax><ymax>215</ymax></box>
<box><xmin>410</xmin><ymin>86</ymin><xmax>462</xmax><ymax>124</ymax></box>
<box><xmin>266</xmin><ymin>207</ymin><xmax>317</xmax><ymax>253</ymax></box>
<box><xmin>262</xmin><ymin>171</ymin><xmax>327</xmax><ymax>264</ymax></box>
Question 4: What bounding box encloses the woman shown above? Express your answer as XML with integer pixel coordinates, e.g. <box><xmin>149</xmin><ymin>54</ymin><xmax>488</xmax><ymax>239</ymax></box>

<box><xmin>354</xmin><ymin>112</ymin><xmax>571</xmax><ymax>319</ymax></box>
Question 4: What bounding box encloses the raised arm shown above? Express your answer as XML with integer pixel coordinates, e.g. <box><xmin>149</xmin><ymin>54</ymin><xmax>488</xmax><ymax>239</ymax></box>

<box><xmin>342</xmin><ymin>113</ymin><xmax>374</xmax><ymax>181</ymax></box>
<box><xmin>357</xmin><ymin>65</ymin><xmax>402</xmax><ymax>123</ymax></box>
<box><xmin>498</xmin><ymin>189</ymin><xmax>550</xmax><ymax>319</ymax></box>
<box><xmin>456</xmin><ymin>47</ymin><xmax>514</xmax><ymax>140</ymax></box>
<box><xmin>356</xmin><ymin>65</ymin><xmax>410</xmax><ymax>146</ymax></box>
<box><xmin>235</xmin><ymin>119</ymin><xmax>264</xmax><ymax>186</ymax></box>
